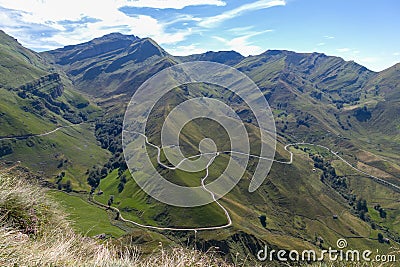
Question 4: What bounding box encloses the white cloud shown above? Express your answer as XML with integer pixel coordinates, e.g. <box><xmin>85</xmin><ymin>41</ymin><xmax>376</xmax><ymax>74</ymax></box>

<box><xmin>227</xmin><ymin>26</ymin><xmax>255</xmax><ymax>34</ymax></box>
<box><xmin>394</xmin><ymin>52</ymin><xmax>400</xmax><ymax>56</ymax></box>
<box><xmin>227</xmin><ymin>26</ymin><xmax>274</xmax><ymax>38</ymax></box>
<box><xmin>0</xmin><ymin>0</ymin><xmax>285</xmax><ymax>52</ymax></box>
<box><xmin>336</xmin><ymin>48</ymin><xmax>351</xmax><ymax>53</ymax></box>
<box><xmin>0</xmin><ymin>0</ymin><xmax>198</xmax><ymax>49</ymax></box>
<box><xmin>212</xmin><ymin>30</ymin><xmax>271</xmax><ymax>56</ymax></box>
<box><xmin>0</xmin><ymin>0</ymin><xmax>117</xmax><ymax>24</ymax></box>
<box><xmin>121</xmin><ymin>0</ymin><xmax>226</xmax><ymax>9</ymax></box>
<box><xmin>324</xmin><ymin>35</ymin><xmax>335</xmax><ymax>39</ymax></box>
<box><xmin>317</xmin><ymin>42</ymin><xmax>325</xmax><ymax>46</ymax></box>
<box><xmin>199</xmin><ymin>0</ymin><xmax>286</xmax><ymax>28</ymax></box>
<box><xmin>0</xmin><ymin>0</ymin><xmax>226</xmax><ymax>16</ymax></box>
<box><xmin>164</xmin><ymin>14</ymin><xmax>202</xmax><ymax>26</ymax></box>
<box><xmin>166</xmin><ymin>43</ymin><xmax>207</xmax><ymax>56</ymax></box>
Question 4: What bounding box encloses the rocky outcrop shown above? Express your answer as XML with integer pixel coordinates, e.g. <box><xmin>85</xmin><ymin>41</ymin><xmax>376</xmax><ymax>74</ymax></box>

<box><xmin>16</xmin><ymin>73</ymin><xmax>64</xmax><ymax>100</ymax></box>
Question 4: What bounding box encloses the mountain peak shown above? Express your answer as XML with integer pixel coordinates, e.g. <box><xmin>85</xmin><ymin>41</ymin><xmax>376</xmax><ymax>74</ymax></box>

<box><xmin>125</xmin><ymin>37</ymin><xmax>168</xmax><ymax>61</ymax></box>
<box><xmin>0</xmin><ymin>30</ymin><xmax>26</xmax><ymax>50</ymax></box>
<box><xmin>92</xmin><ymin>32</ymin><xmax>138</xmax><ymax>42</ymax></box>
<box><xmin>46</xmin><ymin>32</ymin><xmax>140</xmax><ymax>65</ymax></box>
<box><xmin>178</xmin><ymin>50</ymin><xmax>244</xmax><ymax>65</ymax></box>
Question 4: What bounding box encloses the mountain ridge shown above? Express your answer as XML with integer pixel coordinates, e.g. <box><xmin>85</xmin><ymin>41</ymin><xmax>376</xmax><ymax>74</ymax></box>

<box><xmin>1</xmin><ymin>30</ymin><xmax>399</xmax><ymax>265</ymax></box>
<box><xmin>40</xmin><ymin>32</ymin><xmax>398</xmax><ymax>111</ymax></box>
<box><xmin>43</xmin><ymin>32</ymin><xmax>395</xmax><ymax>72</ymax></box>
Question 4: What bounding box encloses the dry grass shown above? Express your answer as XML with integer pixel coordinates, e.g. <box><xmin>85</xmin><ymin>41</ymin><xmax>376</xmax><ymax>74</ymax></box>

<box><xmin>0</xmin><ymin>171</ymin><xmax>233</xmax><ymax>267</ymax></box>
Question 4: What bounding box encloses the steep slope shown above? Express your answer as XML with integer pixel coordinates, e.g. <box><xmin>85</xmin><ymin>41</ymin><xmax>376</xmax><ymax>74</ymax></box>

<box><xmin>0</xmin><ymin>30</ymin><xmax>60</xmax><ymax>134</ymax></box>
<box><xmin>44</xmin><ymin>34</ymin><xmax>177</xmax><ymax>108</ymax></box>
<box><xmin>237</xmin><ymin>50</ymin><xmax>375</xmax><ymax>107</ymax></box>
<box><xmin>46</xmin><ymin>32</ymin><xmax>139</xmax><ymax>66</ymax></box>
<box><xmin>0</xmin><ymin>30</ymin><xmax>49</xmax><ymax>88</ymax></box>
<box><xmin>0</xmin><ymin>30</ymin><xmax>96</xmax><ymax>134</ymax></box>
<box><xmin>236</xmin><ymin>49</ymin><xmax>400</xmax><ymax>188</ymax></box>
<box><xmin>0</xmin><ymin>31</ymin><xmax>110</xmax><ymax>189</ymax></box>
<box><xmin>363</xmin><ymin>63</ymin><xmax>400</xmax><ymax>135</ymax></box>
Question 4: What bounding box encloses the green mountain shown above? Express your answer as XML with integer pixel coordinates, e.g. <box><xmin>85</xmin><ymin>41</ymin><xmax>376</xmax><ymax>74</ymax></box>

<box><xmin>1</xmin><ymin>31</ymin><xmax>399</xmax><ymax>265</ymax></box>
<box><xmin>178</xmin><ymin>50</ymin><xmax>245</xmax><ymax>65</ymax></box>
<box><xmin>44</xmin><ymin>33</ymin><xmax>177</xmax><ymax>110</ymax></box>
<box><xmin>0</xmin><ymin>30</ymin><xmax>109</xmax><ymax>190</ymax></box>
<box><xmin>0</xmin><ymin>30</ymin><xmax>49</xmax><ymax>88</ymax></box>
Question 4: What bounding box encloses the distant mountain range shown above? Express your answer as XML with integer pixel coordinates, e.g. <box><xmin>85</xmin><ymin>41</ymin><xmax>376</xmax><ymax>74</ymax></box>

<box><xmin>1</xmin><ymin>30</ymin><xmax>399</xmax><ymax>264</ymax></box>
<box><xmin>41</xmin><ymin>32</ymin><xmax>400</xmax><ymax>146</ymax></box>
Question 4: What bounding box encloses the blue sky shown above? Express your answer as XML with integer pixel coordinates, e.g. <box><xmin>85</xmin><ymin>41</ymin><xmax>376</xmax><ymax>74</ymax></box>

<box><xmin>0</xmin><ymin>0</ymin><xmax>399</xmax><ymax>71</ymax></box>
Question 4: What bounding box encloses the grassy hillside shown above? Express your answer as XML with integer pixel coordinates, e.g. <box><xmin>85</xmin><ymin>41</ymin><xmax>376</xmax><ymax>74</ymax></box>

<box><xmin>0</xmin><ymin>30</ymin><xmax>49</xmax><ymax>88</ymax></box>
<box><xmin>2</xmin><ymin>123</ymin><xmax>110</xmax><ymax>190</ymax></box>
<box><xmin>0</xmin><ymin>31</ymin><xmax>111</xmax><ymax>188</ymax></box>
<box><xmin>234</xmin><ymin>49</ymin><xmax>400</xmax><ymax>191</ymax></box>
<box><xmin>42</xmin><ymin>34</ymin><xmax>399</xmax><ymax>261</ymax></box>
<box><xmin>177</xmin><ymin>50</ymin><xmax>245</xmax><ymax>65</ymax></box>
<box><xmin>0</xmin><ymin>171</ymin><xmax>241</xmax><ymax>266</ymax></box>
<box><xmin>48</xmin><ymin>190</ymin><xmax>125</xmax><ymax>237</ymax></box>
<box><xmin>87</xmin><ymin>84</ymin><xmax>396</xmax><ymax>263</ymax></box>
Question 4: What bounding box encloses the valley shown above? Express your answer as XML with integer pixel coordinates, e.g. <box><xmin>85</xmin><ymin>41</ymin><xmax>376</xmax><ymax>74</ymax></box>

<box><xmin>0</xmin><ymin>30</ymin><xmax>399</xmax><ymax>265</ymax></box>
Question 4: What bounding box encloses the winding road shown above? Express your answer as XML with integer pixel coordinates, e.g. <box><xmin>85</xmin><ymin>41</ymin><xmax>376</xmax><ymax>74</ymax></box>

<box><xmin>103</xmin><ymin>132</ymin><xmax>399</xmax><ymax>232</ymax></box>
<box><xmin>118</xmin><ymin>132</ymin><xmax>293</xmax><ymax>231</ymax></box>
<box><xmin>0</xmin><ymin>123</ymin><xmax>86</xmax><ymax>141</ymax></box>
<box><xmin>95</xmin><ymin>132</ymin><xmax>233</xmax><ymax>231</ymax></box>
<box><xmin>2</xmin><ymin>125</ymin><xmax>399</xmax><ymax>232</ymax></box>
<box><xmin>290</xmin><ymin>142</ymin><xmax>400</xmax><ymax>192</ymax></box>
<box><xmin>90</xmin><ymin>132</ymin><xmax>293</xmax><ymax>232</ymax></box>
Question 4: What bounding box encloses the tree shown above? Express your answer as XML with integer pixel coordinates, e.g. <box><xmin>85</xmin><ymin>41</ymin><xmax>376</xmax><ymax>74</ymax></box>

<box><xmin>362</xmin><ymin>199</ymin><xmax>368</xmax><ymax>212</ymax></box>
<box><xmin>359</xmin><ymin>210</ymin><xmax>366</xmax><ymax>221</ymax></box>
<box><xmin>118</xmin><ymin>174</ymin><xmax>127</xmax><ymax>193</ymax></box>
<box><xmin>108</xmin><ymin>195</ymin><xmax>114</xmax><ymax>207</ymax></box>
<box><xmin>65</xmin><ymin>180</ymin><xmax>72</xmax><ymax>193</ymax></box>
<box><xmin>259</xmin><ymin>215</ymin><xmax>267</xmax><ymax>228</ymax></box>
<box><xmin>87</xmin><ymin>166</ymin><xmax>101</xmax><ymax>189</ymax></box>
<box><xmin>378</xmin><ymin>233</ymin><xmax>384</xmax><ymax>243</ymax></box>
<box><xmin>118</xmin><ymin>164</ymin><xmax>128</xmax><ymax>176</ymax></box>
<box><xmin>356</xmin><ymin>199</ymin><xmax>368</xmax><ymax>213</ymax></box>
<box><xmin>0</xmin><ymin>140</ymin><xmax>13</xmax><ymax>157</ymax></box>
<box><xmin>117</xmin><ymin>182</ymin><xmax>125</xmax><ymax>193</ymax></box>
<box><xmin>87</xmin><ymin>175</ymin><xmax>100</xmax><ymax>190</ymax></box>
<box><xmin>100</xmin><ymin>167</ymin><xmax>108</xmax><ymax>178</ymax></box>
<box><xmin>379</xmin><ymin>208</ymin><xmax>387</xmax><ymax>219</ymax></box>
